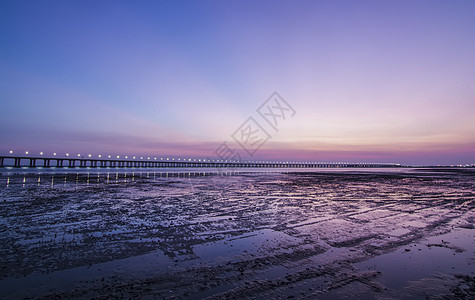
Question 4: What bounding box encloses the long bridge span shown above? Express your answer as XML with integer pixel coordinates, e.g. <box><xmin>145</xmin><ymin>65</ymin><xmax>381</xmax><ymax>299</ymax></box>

<box><xmin>0</xmin><ymin>155</ymin><xmax>401</xmax><ymax>169</ymax></box>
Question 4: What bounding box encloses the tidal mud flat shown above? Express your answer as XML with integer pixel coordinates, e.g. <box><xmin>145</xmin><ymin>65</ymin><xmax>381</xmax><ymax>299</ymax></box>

<box><xmin>0</xmin><ymin>169</ymin><xmax>474</xmax><ymax>299</ymax></box>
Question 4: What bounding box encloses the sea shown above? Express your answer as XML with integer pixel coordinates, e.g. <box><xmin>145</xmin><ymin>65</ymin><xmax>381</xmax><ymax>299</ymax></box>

<box><xmin>0</xmin><ymin>167</ymin><xmax>473</xmax><ymax>299</ymax></box>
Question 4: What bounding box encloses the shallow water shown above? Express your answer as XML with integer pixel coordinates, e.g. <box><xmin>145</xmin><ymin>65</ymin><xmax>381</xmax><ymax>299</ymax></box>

<box><xmin>0</xmin><ymin>168</ymin><xmax>473</xmax><ymax>299</ymax></box>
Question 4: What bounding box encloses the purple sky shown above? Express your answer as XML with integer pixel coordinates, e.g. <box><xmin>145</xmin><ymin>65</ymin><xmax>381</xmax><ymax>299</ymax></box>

<box><xmin>1</xmin><ymin>1</ymin><xmax>474</xmax><ymax>165</ymax></box>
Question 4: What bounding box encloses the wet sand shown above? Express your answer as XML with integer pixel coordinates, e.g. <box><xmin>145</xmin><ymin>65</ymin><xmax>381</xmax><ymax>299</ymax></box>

<box><xmin>0</xmin><ymin>169</ymin><xmax>474</xmax><ymax>299</ymax></box>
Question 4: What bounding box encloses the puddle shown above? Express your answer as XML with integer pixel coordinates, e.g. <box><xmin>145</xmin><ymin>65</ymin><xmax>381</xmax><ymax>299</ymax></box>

<box><xmin>0</xmin><ymin>249</ymin><xmax>172</xmax><ymax>299</ymax></box>
<box><xmin>193</xmin><ymin>228</ymin><xmax>303</xmax><ymax>264</ymax></box>
<box><xmin>356</xmin><ymin>228</ymin><xmax>474</xmax><ymax>298</ymax></box>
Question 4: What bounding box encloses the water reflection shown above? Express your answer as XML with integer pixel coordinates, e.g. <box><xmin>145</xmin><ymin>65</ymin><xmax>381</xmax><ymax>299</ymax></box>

<box><xmin>0</xmin><ymin>169</ymin><xmax>473</xmax><ymax>299</ymax></box>
<box><xmin>1</xmin><ymin>171</ymin><xmax>276</xmax><ymax>187</ymax></box>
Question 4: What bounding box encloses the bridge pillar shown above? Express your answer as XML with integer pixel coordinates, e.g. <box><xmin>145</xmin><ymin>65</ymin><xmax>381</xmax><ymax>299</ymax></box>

<box><xmin>29</xmin><ymin>159</ymin><xmax>36</xmax><ymax>167</ymax></box>
<box><xmin>0</xmin><ymin>157</ymin><xmax>3</xmax><ymax>167</ymax></box>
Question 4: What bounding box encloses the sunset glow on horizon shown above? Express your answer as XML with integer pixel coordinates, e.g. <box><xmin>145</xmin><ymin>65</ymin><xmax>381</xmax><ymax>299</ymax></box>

<box><xmin>1</xmin><ymin>1</ymin><xmax>474</xmax><ymax>165</ymax></box>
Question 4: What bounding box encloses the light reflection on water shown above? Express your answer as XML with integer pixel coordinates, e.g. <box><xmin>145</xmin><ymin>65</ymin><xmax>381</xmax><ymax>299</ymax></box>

<box><xmin>0</xmin><ymin>170</ymin><xmax>285</xmax><ymax>188</ymax></box>
<box><xmin>0</xmin><ymin>168</ymin><xmax>473</xmax><ymax>299</ymax></box>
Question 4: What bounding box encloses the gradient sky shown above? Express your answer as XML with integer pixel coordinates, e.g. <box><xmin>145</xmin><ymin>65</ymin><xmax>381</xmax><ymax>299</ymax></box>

<box><xmin>1</xmin><ymin>0</ymin><xmax>474</xmax><ymax>165</ymax></box>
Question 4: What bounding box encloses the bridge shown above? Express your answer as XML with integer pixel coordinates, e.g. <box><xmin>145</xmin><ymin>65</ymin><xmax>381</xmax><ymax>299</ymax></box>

<box><xmin>0</xmin><ymin>155</ymin><xmax>401</xmax><ymax>169</ymax></box>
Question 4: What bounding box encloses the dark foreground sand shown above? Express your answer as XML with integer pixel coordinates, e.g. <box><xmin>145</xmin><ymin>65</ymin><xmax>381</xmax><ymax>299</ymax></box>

<box><xmin>0</xmin><ymin>168</ymin><xmax>473</xmax><ymax>299</ymax></box>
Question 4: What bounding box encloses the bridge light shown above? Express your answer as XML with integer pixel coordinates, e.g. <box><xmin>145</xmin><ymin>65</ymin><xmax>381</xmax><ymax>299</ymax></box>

<box><xmin>140</xmin><ymin>157</ymin><xmax>143</xmax><ymax>159</ymax></box>
<box><xmin>78</xmin><ymin>154</ymin><xmax>81</xmax><ymax>157</ymax></box>
<box><xmin>147</xmin><ymin>157</ymin><xmax>150</xmax><ymax>160</ymax></box>
<box><xmin>125</xmin><ymin>156</ymin><xmax>128</xmax><ymax>159</ymax></box>
<box><xmin>53</xmin><ymin>153</ymin><xmax>57</xmax><ymax>156</ymax></box>
<box><xmin>66</xmin><ymin>153</ymin><xmax>69</xmax><ymax>157</ymax></box>
<box><xmin>98</xmin><ymin>155</ymin><xmax>102</xmax><ymax>158</ymax></box>
<box><xmin>133</xmin><ymin>156</ymin><xmax>135</xmax><ymax>159</ymax></box>
<box><xmin>117</xmin><ymin>156</ymin><xmax>120</xmax><ymax>159</ymax></box>
<box><xmin>88</xmin><ymin>154</ymin><xmax>92</xmax><ymax>158</ymax></box>
<box><xmin>9</xmin><ymin>150</ymin><xmax>13</xmax><ymax>154</ymax></box>
<box><xmin>167</xmin><ymin>158</ymin><xmax>169</xmax><ymax>160</ymax></box>
<box><xmin>154</xmin><ymin>157</ymin><xmax>157</xmax><ymax>160</ymax></box>
<box><xmin>40</xmin><ymin>152</ymin><xmax>43</xmax><ymax>155</ymax></box>
<box><xmin>25</xmin><ymin>151</ymin><xmax>29</xmax><ymax>155</ymax></box>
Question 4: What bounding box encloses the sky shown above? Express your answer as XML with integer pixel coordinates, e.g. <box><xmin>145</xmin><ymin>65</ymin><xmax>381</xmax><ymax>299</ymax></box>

<box><xmin>1</xmin><ymin>0</ymin><xmax>474</xmax><ymax>165</ymax></box>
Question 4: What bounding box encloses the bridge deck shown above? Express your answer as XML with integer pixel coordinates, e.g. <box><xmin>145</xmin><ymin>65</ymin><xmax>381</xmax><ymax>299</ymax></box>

<box><xmin>0</xmin><ymin>156</ymin><xmax>400</xmax><ymax>169</ymax></box>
